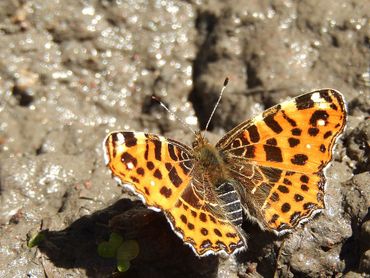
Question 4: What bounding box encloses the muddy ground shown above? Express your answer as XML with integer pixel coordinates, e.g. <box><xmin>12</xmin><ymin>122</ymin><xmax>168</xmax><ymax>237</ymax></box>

<box><xmin>0</xmin><ymin>0</ymin><xmax>369</xmax><ymax>277</ymax></box>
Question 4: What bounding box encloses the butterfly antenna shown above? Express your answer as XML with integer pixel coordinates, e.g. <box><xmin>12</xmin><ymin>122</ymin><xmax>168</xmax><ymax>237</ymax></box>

<box><xmin>205</xmin><ymin>77</ymin><xmax>229</xmax><ymax>131</ymax></box>
<box><xmin>151</xmin><ymin>96</ymin><xmax>196</xmax><ymax>135</ymax></box>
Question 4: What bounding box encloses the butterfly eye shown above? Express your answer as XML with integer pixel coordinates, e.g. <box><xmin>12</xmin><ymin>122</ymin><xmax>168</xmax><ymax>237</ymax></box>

<box><xmin>192</xmin><ymin>141</ymin><xmax>199</xmax><ymax>148</ymax></box>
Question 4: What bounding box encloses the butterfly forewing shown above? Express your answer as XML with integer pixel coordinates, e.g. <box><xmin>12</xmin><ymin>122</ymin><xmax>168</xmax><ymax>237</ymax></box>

<box><xmin>217</xmin><ymin>89</ymin><xmax>346</xmax><ymax>232</ymax></box>
<box><xmin>104</xmin><ymin>132</ymin><xmax>194</xmax><ymax>210</ymax></box>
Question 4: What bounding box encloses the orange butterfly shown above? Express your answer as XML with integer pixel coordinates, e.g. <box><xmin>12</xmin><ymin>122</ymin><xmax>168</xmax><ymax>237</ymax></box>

<box><xmin>104</xmin><ymin>87</ymin><xmax>346</xmax><ymax>256</ymax></box>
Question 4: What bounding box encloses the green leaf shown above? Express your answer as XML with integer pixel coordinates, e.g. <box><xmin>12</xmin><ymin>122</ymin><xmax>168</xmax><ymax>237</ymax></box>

<box><xmin>97</xmin><ymin>241</ymin><xmax>116</xmax><ymax>258</ymax></box>
<box><xmin>109</xmin><ymin>232</ymin><xmax>123</xmax><ymax>247</ymax></box>
<box><xmin>117</xmin><ymin>259</ymin><xmax>130</xmax><ymax>272</ymax></box>
<box><xmin>27</xmin><ymin>232</ymin><xmax>45</xmax><ymax>248</ymax></box>
<box><xmin>97</xmin><ymin>232</ymin><xmax>124</xmax><ymax>258</ymax></box>
<box><xmin>116</xmin><ymin>240</ymin><xmax>139</xmax><ymax>261</ymax></box>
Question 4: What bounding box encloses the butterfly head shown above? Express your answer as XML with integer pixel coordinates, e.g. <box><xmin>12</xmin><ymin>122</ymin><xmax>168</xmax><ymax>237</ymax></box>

<box><xmin>192</xmin><ymin>131</ymin><xmax>208</xmax><ymax>149</ymax></box>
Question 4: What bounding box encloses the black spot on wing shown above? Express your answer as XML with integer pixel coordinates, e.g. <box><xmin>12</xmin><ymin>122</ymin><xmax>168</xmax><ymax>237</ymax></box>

<box><xmin>152</xmin><ymin>139</ymin><xmax>162</xmax><ymax>161</ymax></box>
<box><xmin>187</xmin><ymin>223</ymin><xmax>194</xmax><ymax>230</ymax></box>
<box><xmin>281</xmin><ymin>203</ymin><xmax>291</xmax><ymax>213</ymax></box>
<box><xmin>320</xmin><ymin>144</ymin><xmax>326</xmax><ymax>153</ymax></box>
<box><xmin>160</xmin><ymin>186</ymin><xmax>172</xmax><ymax>197</ymax></box>
<box><xmin>248</xmin><ymin>125</ymin><xmax>260</xmax><ymax>143</ymax></box>
<box><xmin>300</xmin><ymin>175</ymin><xmax>309</xmax><ymax>183</ymax></box>
<box><xmin>283</xmin><ymin>178</ymin><xmax>292</xmax><ymax>185</ymax></box>
<box><xmin>108</xmin><ymin>135</ymin><xmax>117</xmax><ymax>158</ymax></box>
<box><xmin>264</xmin><ymin>113</ymin><xmax>283</xmax><ymax>134</ymax></box>
<box><xmin>295</xmin><ymin>93</ymin><xmax>314</xmax><ymax>110</ymax></box>
<box><xmin>111</xmin><ymin>133</ymin><xmax>119</xmax><ymax>142</ymax></box>
<box><xmin>121</xmin><ymin>152</ymin><xmax>138</xmax><ymax>168</ymax></box>
<box><xmin>308</xmin><ymin>127</ymin><xmax>319</xmax><ymax>136</ymax></box>
<box><xmin>288</xmin><ymin>137</ymin><xmax>300</xmax><ymax>147</ymax></box>
<box><xmin>278</xmin><ymin>185</ymin><xmax>289</xmax><ymax>193</ymax></box>
<box><xmin>324</xmin><ymin>131</ymin><xmax>332</xmax><ymax>139</ymax></box>
<box><xmin>301</xmin><ymin>184</ymin><xmax>309</xmax><ymax>191</ymax></box>
<box><xmin>214</xmin><ymin>228</ymin><xmax>222</xmax><ymax>237</ymax></box>
<box><xmin>226</xmin><ymin>232</ymin><xmax>237</xmax><ymax>238</ymax></box>
<box><xmin>319</xmin><ymin>90</ymin><xmax>333</xmax><ymax>103</ymax></box>
<box><xmin>245</xmin><ymin>145</ymin><xmax>256</xmax><ymax>158</ymax></box>
<box><xmin>199</xmin><ymin>213</ymin><xmax>207</xmax><ymax>222</ymax></box>
<box><xmin>266</xmin><ymin>138</ymin><xmax>277</xmax><ymax>146</ymax></box>
<box><xmin>167</xmin><ymin>144</ymin><xmax>178</xmax><ymax>161</ymax></box>
<box><xmin>144</xmin><ymin>139</ymin><xmax>149</xmax><ymax>160</ymax></box>
<box><xmin>291</xmin><ymin>154</ymin><xmax>308</xmax><ymax>165</ymax></box>
<box><xmin>310</xmin><ymin>110</ymin><xmax>329</xmax><ymax>126</ymax></box>
<box><xmin>180</xmin><ymin>214</ymin><xmax>187</xmax><ymax>224</ymax></box>
<box><xmin>330</xmin><ymin>103</ymin><xmax>338</xmax><ymax>110</ymax></box>
<box><xmin>281</xmin><ymin>110</ymin><xmax>297</xmax><ymax>127</ymax></box>
<box><xmin>209</xmin><ymin>215</ymin><xmax>216</xmax><ymax>223</ymax></box>
<box><xmin>165</xmin><ymin>163</ymin><xmax>172</xmax><ymax>171</ymax></box>
<box><xmin>123</xmin><ymin>132</ymin><xmax>137</xmax><ymax>147</ymax></box>
<box><xmin>294</xmin><ymin>194</ymin><xmax>304</xmax><ymax>202</ymax></box>
<box><xmin>147</xmin><ymin>161</ymin><xmax>154</xmax><ymax>170</ymax></box>
<box><xmin>263</xmin><ymin>145</ymin><xmax>283</xmax><ymax>162</ymax></box>
<box><xmin>154</xmin><ymin>169</ymin><xmax>162</xmax><ymax>179</ymax></box>
<box><xmin>291</xmin><ymin>128</ymin><xmax>302</xmax><ymax>136</ymax></box>
<box><xmin>130</xmin><ymin>176</ymin><xmax>140</xmax><ymax>183</ymax></box>
<box><xmin>136</xmin><ymin>167</ymin><xmax>145</xmax><ymax>176</ymax></box>
<box><xmin>168</xmin><ymin>166</ymin><xmax>183</xmax><ymax>187</ymax></box>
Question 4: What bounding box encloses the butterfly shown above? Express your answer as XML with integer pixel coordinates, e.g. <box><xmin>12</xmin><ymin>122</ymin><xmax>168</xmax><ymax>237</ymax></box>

<box><xmin>103</xmin><ymin>86</ymin><xmax>346</xmax><ymax>256</ymax></box>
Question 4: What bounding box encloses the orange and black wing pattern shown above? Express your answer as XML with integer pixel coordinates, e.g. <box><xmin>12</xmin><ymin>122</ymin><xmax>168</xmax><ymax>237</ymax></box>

<box><xmin>104</xmin><ymin>132</ymin><xmax>194</xmax><ymax>211</ymax></box>
<box><xmin>104</xmin><ymin>131</ymin><xmax>245</xmax><ymax>256</ymax></box>
<box><xmin>217</xmin><ymin>89</ymin><xmax>346</xmax><ymax>233</ymax></box>
<box><xmin>165</xmin><ymin>176</ymin><xmax>246</xmax><ymax>256</ymax></box>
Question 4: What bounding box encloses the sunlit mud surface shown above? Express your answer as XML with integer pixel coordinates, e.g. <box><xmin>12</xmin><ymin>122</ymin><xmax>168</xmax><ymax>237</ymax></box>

<box><xmin>0</xmin><ymin>0</ymin><xmax>368</xmax><ymax>277</ymax></box>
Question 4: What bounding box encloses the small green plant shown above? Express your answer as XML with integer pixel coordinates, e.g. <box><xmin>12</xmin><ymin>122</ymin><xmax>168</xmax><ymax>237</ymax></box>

<box><xmin>27</xmin><ymin>231</ymin><xmax>45</xmax><ymax>248</ymax></box>
<box><xmin>97</xmin><ymin>232</ymin><xmax>123</xmax><ymax>258</ymax></box>
<box><xmin>97</xmin><ymin>233</ymin><xmax>139</xmax><ymax>272</ymax></box>
<box><xmin>116</xmin><ymin>240</ymin><xmax>139</xmax><ymax>272</ymax></box>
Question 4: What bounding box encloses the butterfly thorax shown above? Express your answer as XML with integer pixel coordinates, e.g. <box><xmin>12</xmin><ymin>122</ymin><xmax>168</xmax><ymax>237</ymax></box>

<box><xmin>192</xmin><ymin>132</ymin><xmax>227</xmax><ymax>182</ymax></box>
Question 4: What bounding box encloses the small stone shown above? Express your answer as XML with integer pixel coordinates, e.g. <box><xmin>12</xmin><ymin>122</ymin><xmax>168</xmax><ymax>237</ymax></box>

<box><xmin>359</xmin><ymin>249</ymin><xmax>370</xmax><ymax>273</ymax></box>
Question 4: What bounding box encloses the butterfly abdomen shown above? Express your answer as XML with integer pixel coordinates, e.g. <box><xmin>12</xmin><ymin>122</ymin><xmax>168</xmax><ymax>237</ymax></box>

<box><xmin>215</xmin><ymin>182</ymin><xmax>243</xmax><ymax>227</ymax></box>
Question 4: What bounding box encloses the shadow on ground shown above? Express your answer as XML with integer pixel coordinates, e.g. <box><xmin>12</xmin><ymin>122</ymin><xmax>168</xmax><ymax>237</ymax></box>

<box><xmin>37</xmin><ymin>199</ymin><xmax>218</xmax><ymax>278</ymax></box>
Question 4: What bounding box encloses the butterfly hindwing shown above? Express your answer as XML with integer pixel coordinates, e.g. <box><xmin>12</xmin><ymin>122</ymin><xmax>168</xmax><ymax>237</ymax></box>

<box><xmin>166</xmin><ymin>178</ymin><xmax>245</xmax><ymax>256</ymax></box>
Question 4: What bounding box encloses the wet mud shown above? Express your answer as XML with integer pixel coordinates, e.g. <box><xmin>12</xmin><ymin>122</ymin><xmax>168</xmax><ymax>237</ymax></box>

<box><xmin>0</xmin><ymin>0</ymin><xmax>369</xmax><ymax>277</ymax></box>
